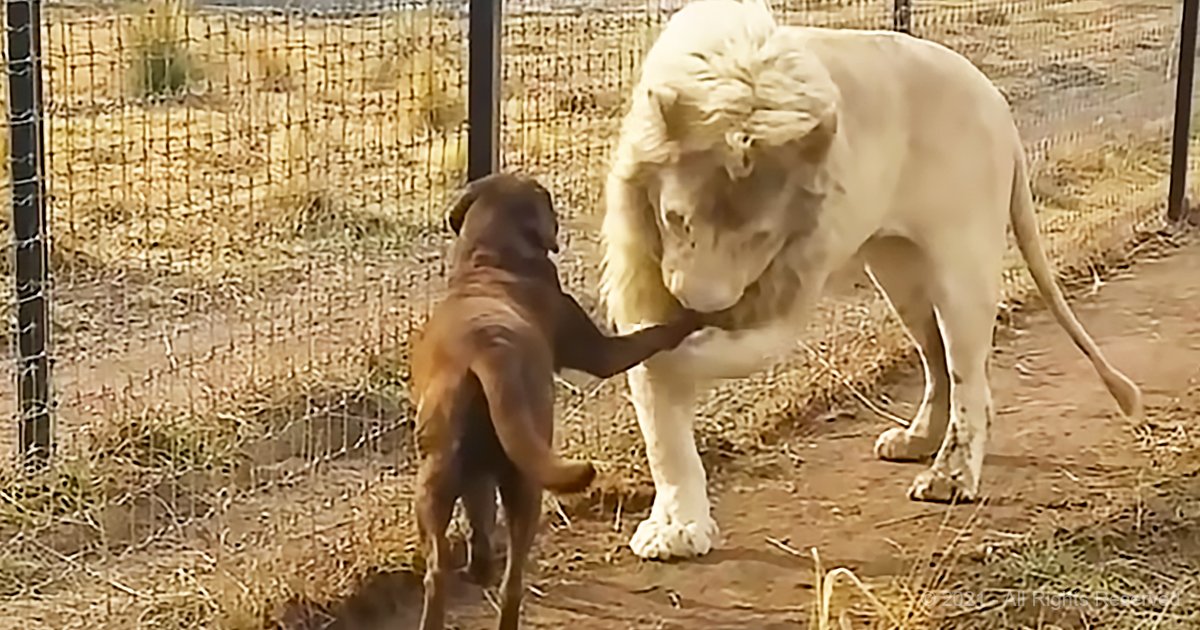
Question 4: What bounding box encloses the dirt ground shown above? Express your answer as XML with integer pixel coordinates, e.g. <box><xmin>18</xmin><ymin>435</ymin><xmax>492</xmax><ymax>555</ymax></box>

<box><xmin>301</xmin><ymin>234</ymin><xmax>1200</xmax><ymax>630</ymax></box>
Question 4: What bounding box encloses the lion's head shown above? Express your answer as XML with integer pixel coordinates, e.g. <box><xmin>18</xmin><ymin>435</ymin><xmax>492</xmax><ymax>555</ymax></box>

<box><xmin>625</xmin><ymin>25</ymin><xmax>840</xmax><ymax>314</ymax></box>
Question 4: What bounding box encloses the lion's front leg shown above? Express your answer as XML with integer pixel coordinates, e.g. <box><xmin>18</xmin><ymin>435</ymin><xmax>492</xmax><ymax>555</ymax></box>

<box><xmin>625</xmin><ymin>361</ymin><xmax>718</xmax><ymax>560</ymax></box>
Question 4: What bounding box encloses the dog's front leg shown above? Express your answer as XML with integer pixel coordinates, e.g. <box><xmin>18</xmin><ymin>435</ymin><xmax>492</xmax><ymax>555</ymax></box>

<box><xmin>624</xmin><ymin>360</ymin><xmax>717</xmax><ymax>560</ymax></box>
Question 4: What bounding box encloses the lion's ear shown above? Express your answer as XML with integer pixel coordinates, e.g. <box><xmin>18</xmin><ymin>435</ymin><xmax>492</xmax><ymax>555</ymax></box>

<box><xmin>647</xmin><ymin>86</ymin><xmax>679</xmax><ymax>132</ymax></box>
<box><xmin>724</xmin><ymin>131</ymin><xmax>756</xmax><ymax>179</ymax></box>
<box><xmin>746</xmin><ymin>105</ymin><xmax>838</xmax><ymax>162</ymax></box>
<box><xmin>747</xmin><ymin>108</ymin><xmax>824</xmax><ymax>146</ymax></box>
<box><xmin>797</xmin><ymin>109</ymin><xmax>838</xmax><ymax>162</ymax></box>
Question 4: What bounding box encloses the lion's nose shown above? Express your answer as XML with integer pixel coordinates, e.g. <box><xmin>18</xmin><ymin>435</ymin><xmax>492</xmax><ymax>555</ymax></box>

<box><xmin>667</xmin><ymin>272</ymin><xmax>740</xmax><ymax>313</ymax></box>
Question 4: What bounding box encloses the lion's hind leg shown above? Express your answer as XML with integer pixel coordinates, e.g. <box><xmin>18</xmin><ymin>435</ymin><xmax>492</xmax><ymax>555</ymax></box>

<box><xmin>863</xmin><ymin>237</ymin><xmax>953</xmax><ymax>463</ymax></box>
<box><xmin>906</xmin><ymin>235</ymin><xmax>1004</xmax><ymax>504</ymax></box>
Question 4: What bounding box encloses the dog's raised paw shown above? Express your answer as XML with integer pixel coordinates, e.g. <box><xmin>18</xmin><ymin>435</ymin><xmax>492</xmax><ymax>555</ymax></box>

<box><xmin>629</xmin><ymin>514</ymin><xmax>718</xmax><ymax>560</ymax></box>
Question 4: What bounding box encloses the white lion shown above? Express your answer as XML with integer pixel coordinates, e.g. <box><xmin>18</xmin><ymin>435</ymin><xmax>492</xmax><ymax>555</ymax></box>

<box><xmin>599</xmin><ymin>0</ymin><xmax>1143</xmax><ymax>561</ymax></box>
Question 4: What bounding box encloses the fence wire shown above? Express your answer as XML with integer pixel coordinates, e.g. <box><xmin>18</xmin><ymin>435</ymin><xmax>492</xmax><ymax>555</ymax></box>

<box><xmin>0</xmin><ymin>0</ymin><xmax>1190</xmax><ymax>626</ymax></box>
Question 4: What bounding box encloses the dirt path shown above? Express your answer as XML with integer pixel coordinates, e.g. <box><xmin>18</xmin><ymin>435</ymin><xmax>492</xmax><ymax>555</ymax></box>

<box><xmin>339</xmin><ymin>238</ymin><xmax>1200</xmax><ymax>630</ymax></box>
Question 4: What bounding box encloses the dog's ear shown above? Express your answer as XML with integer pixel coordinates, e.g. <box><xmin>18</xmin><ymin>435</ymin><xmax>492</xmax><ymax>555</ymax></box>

<box><xmin>451</xmin><ymin>174</ymin><xmax>506</xmax><ymax>232</ymax></box>
<box><xmin>531</xmin><ymin>182</ymin><xmax>560</xmax><ymax>253</ymax></box>
<box><xmin>444</xmin><ymin>178</ymin><xmax>485</xmax><ymax>235</ymax></box>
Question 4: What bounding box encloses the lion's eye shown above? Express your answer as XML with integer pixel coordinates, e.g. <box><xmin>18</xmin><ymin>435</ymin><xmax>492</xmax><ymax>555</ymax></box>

<box><xmin>748</xmin><ymin>230</ymin><xmax>772</xmax><ymax>248</ymax></box>
<box><xmin>663</xmin><ymin>209</ymin><xmax>687</xmax><ymax>231</ymax></box>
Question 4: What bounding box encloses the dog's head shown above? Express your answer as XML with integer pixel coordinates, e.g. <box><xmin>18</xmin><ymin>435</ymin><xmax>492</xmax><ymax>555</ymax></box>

<box><xmin>444</xmin><ymin>172</ymin><xmax>560</xmax><ymax>255</ymax></box>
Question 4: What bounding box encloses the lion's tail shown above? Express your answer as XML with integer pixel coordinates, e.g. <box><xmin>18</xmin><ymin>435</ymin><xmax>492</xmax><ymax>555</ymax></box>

<box><xmin>1008</xmin><ymin>144</ymin><xmax>1143</xmax><ymax>419</ymax></box>
<box><xmin>471</xmin><ymin>346</ymin><xmax>596</xmax><ymax>494</ymax></box>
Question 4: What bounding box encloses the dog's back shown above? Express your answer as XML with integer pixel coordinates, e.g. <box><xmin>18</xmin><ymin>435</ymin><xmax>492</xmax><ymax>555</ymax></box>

<box><xmin>411</xmin><ymin>261</ymin><xmax>595</xmax><ymax>493</ymax></box>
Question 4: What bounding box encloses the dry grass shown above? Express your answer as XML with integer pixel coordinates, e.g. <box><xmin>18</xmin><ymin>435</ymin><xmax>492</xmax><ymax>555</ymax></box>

<box><xmin>0</xmin><ymin>0</ymin><xmax>1191</xmax><ymax>627</ymax></box>
<box><xmin>0</xmin><ymin>341</ymin><xmax>419</xmax><ymax>626</ymax></box>
<box><xmin>809</xmin><ymin>473</ymin><xmax>1200</xmax><ymax>630</ymax></box>
<box><xmin>901</xmin><ymin>467</ymin><xmax>1200</xmax><ymax>630</ymax></box>
<box><xmin>26</xmin><ymin>2</ymin><xmax>645</xmax><ymax>289</ymax></box>
<box><xmin>36</xmin><ymin>4</ymin><xmax>482</xmax><ymax>284</ymax></box>
<box><xmin>799</xmin><ymin>396</ymin><xmax>1200</xmax><ymax>630</ymax></box>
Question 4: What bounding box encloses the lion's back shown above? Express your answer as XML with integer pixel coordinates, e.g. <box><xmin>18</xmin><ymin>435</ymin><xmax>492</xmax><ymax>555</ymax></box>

<box><xmin>792</xmin><ymin>27</ymin><xmax>1014</xmax><ymax>145</ymax></box>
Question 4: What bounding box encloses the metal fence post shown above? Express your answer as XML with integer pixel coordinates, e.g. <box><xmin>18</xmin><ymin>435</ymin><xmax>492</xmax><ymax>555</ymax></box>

<box><xmin>893</xmin><ymin>0</ymin><xmax>912</xmax><ymax>34</ymax></box>
<box><xmin>1168</xmin><ymin>0</ymin><xmax>1199</xmax><ymax>223</ymax></box>
<box><xmin>7</xmin><ymin>0</ymin><xmax>52</xmax><ymax>469</ymax></box>
<box><xmin>468</xmin><ymin>0</ymin><xmax>501</xmax><ymax>180</ymax></box>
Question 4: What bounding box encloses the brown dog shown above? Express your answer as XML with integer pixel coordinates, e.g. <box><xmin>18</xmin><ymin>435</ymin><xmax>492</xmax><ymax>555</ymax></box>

<box><xmin>409</xmin><ymin>173</ymin><xmax>700</xmax><ymax>630</ymax></box>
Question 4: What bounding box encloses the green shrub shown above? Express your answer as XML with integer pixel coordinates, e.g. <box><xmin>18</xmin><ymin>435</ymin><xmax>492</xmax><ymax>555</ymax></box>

<box><xmin>126</xmin><ymin>0</ymin><xmax>204</xmax><ymax>99</ymax></box>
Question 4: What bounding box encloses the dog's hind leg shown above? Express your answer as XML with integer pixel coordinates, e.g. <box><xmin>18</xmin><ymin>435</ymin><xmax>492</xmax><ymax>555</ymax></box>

<box><xmin>462</xmin><ymin>477</ymin><xmax>497</xmax><ymax>585</ymax></box>
<box><xmin>416</xmin><ymin>460</ymin><xmax>456</xmax><ymax>630</ymax></box>
<box><xmin>496</xmin><ymin>476</ymin><xmax>541</xmax><ymax>630</ymax></box>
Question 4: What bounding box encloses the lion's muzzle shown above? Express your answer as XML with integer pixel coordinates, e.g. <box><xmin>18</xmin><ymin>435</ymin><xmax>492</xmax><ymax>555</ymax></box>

<box><xmin>666</xmin><ymin>270</ymin><xmax>743</xmax><ymax>313</ymax></box>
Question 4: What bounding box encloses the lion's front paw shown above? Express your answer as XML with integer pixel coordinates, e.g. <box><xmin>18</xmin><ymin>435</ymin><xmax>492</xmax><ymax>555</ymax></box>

<box><xmin>629</xmin><ymin>513</ymin><xmax>718</xmax><ymax>560</ymax></box>
<box><xmin>874</xmin><ymin>427</ymin><xmax>939</xmax><ymax>462</ymax></box>
<box><xmin>678</xmin><ymin>326</ymin><xmax>723</xmax><ymax>351</ymax></box>
<box><xmin>907</xmin><ymin>467</ymin><xmax>979</xmax><ymax>504</ymax></box>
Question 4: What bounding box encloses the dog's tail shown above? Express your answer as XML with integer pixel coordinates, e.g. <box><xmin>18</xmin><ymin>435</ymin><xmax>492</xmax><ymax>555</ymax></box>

<box><xmin>471</xmin><ymin>344</ymin><xmax>596</xmax><ymax>494</ymax></box>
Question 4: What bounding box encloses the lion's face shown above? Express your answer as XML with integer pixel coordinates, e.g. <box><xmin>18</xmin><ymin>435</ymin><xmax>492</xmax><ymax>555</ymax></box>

<box><xmin>651</xmin><ymin>146</ymin><xmax>801</xmax><ymax>313</ymax></box>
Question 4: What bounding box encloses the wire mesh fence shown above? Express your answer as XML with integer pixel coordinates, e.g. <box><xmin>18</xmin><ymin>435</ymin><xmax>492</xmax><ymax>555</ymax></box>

<box><xmin>0</xmin><ymin>0</ymin><xmax>1193</xmax><ymax>626</ymax></box>
<box><xmin>2</xmin><ymin>0</ymin><xmax>468</xmax><ymax>621</ymax></box>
